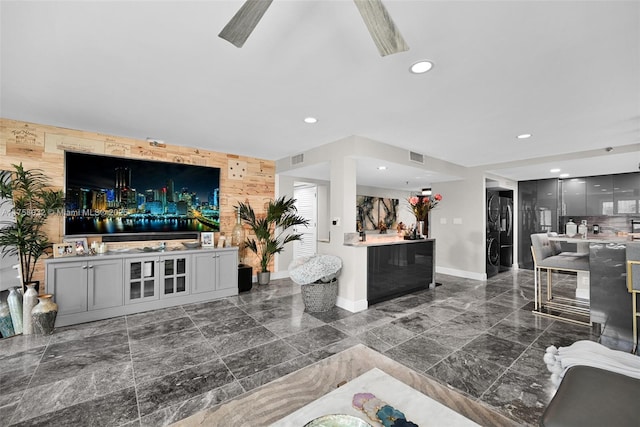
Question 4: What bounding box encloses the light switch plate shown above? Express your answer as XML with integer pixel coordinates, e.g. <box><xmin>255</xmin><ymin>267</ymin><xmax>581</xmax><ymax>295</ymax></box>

<box><xmin>440</xmin><ymin>218</ymin><xmax>447</xmax><ymax>224</ymax></box>
<box><xmin>453</xmin><ymin>218</ymin><xmax>463</xmax><ymax>225</ymax></box>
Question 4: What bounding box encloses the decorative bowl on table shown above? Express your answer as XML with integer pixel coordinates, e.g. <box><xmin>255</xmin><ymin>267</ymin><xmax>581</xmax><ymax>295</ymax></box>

<box><xmin>182</xmin><ymin>242</ymin><xmax>201</xmax><ymax>249</ymax></box>
<box><xmin>304</xmin><ymin>414</ymin><xmax>373</xmax><ymax>427</ymax></box>
<box><xmin>108</xmin><ymin>248</ymin><xmax>131</xmax><ymax>253</ymax></box>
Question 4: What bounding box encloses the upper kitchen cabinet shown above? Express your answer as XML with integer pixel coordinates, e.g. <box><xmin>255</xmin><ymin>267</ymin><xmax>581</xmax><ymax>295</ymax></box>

<box><xmin>613</xmin><ymin>172</ymin><xmax>640</xmax><ymax>215</ymax></box>
<box><xmin>586</xmin><ymin>175</ymin><xmax>613</xmax><ymax>215</ymax></box>
<box><xmin>561</xmin><ymin>178</ymin><xmax>586</xmax><ymax>216</ymax></box>
<box><xmin>537</xmin><ymin>179</ymin><xmax>559</xmax><ymax>230</ymax></box>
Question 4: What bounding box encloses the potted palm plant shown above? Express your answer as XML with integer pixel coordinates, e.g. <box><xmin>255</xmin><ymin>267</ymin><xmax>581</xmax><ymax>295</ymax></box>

<box><xmin>0</xmin><ymin>163</ymin><xmax>65</xmax><ymax>293</ymax></box>
<box><xmin>236</xmin><ymin>196</ymin><xmax>309</xmax><ymax>285</ymax></box>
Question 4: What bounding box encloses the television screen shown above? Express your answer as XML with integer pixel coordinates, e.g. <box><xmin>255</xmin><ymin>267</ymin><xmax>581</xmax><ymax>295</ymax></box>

<box><xmin>64</xmin><ymin>151</ymin><xmax>221</xmax><ymax>238</ymax></box>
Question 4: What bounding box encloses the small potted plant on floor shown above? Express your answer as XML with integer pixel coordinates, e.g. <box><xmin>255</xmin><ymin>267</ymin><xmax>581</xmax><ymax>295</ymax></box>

<box><xmin>236</xmin><ymin>196</ymin><xmax>309</xmax><ymax>285</ymax></box>
<box><xmin>289</xmin><ymin>254</ymin><xmax>342</xmax><ymax>312</ymax></box>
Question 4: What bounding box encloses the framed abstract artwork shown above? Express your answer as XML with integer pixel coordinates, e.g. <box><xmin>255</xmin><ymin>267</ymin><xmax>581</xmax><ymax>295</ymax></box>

<box><xmin>356</xmin><ymin>196</ymin><xmax>399</xmax><ymax>231</ymax></box>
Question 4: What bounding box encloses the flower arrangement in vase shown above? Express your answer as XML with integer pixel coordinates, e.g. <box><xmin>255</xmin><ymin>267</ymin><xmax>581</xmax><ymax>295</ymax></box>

<box><xmin>407</xmin><ymin>193</ymin><xmax>443</xmax><ymax>237</ymax></box>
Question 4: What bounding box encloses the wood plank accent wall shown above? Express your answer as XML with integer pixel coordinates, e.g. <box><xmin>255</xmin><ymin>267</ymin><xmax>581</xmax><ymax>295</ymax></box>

<box><xmin>0</xmin><ymin>118</ymin><xmax>275</xmax><ymax>292</ymax></box>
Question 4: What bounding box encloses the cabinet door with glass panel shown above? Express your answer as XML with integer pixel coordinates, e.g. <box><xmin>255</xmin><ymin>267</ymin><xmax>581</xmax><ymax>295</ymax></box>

<box><xmin>586</xmin><ymin>175</ymin><xmax>613</xmax><ymax>216</ymax></box>
<box><xmin>124</xmin><ymin>256</ymin><xmax>160</xmax><ymax>303</ymax></box>
<box><xmin>613</xmin><ymin>172</ymin><xmax>640</xmax><ymax>215</ymax></box>
<box><xmin>160</xmin><ymin>254</ymin><xmax>189</xmax><ymax>298</ymax></box>
<box><xmin>561</xmin><ymin>178</ymin><xmax>586</xmax><ymax>216</ymax></box>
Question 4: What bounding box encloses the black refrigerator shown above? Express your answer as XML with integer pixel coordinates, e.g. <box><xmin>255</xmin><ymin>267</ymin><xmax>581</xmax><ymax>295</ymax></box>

<box><xmin>486</xmin><ymin>190</ymin><xmax>513</xmax><ymax>277</ymax></box>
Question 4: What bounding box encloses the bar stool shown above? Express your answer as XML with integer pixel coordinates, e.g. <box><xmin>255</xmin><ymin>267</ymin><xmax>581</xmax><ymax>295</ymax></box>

<box><xmin>626</xmin><ymin>242</ymin><xmax>640</xmax><ymax>354</ymax></box>
<box><xmin>531</xmin><ymin>233</ymin><xmax>590</xmax><ymax>326</ymax></box>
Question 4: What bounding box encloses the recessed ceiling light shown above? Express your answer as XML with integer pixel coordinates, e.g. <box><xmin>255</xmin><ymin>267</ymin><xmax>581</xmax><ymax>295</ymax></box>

<box><xmin>550</xmin><ymin>168</ymin><xmax>561</xmax><ymax>173</ymax></box>
<box><xmin>560</xmin><ymin>173</ymin><xmax>570</xmax><ymax>178</ymax></box>
<box><xmin>377</xmin><ymin>166</ymin><xmax>387</xmax><ymax>170</ymax></box>
<box><xmin>410</xmin><ymin>60</ymin><xmax>433</xmax><ymax>74</ymax></box>
<box><xmin>303</xmin><ymin>117</ymin><xmax>317</xmax><ymax>124</ymax></box>
<box><xmin>517</xmin><ymin>133</ymin><xmax>532</xmax><ymax>139</ymax></box>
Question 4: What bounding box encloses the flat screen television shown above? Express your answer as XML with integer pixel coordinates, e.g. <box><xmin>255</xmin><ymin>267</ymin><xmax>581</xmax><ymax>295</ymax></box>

<box><xmin>64</xmin><ymin>151</ymin><xmax>221</xmax><ymax>241</ymax></box>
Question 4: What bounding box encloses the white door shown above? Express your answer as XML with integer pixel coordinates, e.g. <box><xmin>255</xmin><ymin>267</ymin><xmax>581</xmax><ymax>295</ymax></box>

<box><xmin>293</xmin><ymin>186</ymin><xmax>317</xmax><ymax>259</ymax></box>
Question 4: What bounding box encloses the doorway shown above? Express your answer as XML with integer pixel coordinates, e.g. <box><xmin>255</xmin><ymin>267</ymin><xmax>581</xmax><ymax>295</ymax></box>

<box><xmin>293</xmin><ymin>184</ymin><xmax>317</xmax><ymax>259</ymax></box>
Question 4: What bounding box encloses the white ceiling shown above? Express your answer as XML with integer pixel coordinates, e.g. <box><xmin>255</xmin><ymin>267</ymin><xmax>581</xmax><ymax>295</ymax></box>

<box><xmin>1</xmin><ymin>1</ymin><xmax>639</xmax><ymax>191</ymax></box>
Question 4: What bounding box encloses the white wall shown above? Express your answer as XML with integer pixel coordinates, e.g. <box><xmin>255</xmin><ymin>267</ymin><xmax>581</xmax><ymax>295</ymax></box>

<box><xmin>275</xmin><ymin>135</ymin><xmax>498</xmax><ymax>310</ymax></box>
<box><xmin>432</xmin><ymin>171</ymin><xmax>486</xmax><ymax>279</ymax></box>
<box><xmin>316</xmin><ymin>184</ymin><xmax>330</xmax><ymax>241</ymax></box>
<box><xmin>272</xmin><ymin>174</ymin><xmax>295</xmax><ymax>279</ymax></box>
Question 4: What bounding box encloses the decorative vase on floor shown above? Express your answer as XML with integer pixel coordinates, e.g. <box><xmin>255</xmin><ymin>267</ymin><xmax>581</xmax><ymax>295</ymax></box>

<box><xmin>257</xmin><ymin>271</ymin><xmax>271</xmax><ymax>285</ymax></box>
<box><xmin>0</xmin><ymin>301</ymin><xmax>15</xmax><ymax>338</ymax></box>
<box><xmin>31</xmin><ymin>294</ymin><xmax>58</xmax><ymax>335</ymax></box>
<box><xmin>22</xmin><ymin>283</ymin><xmax>38</xmax><ymax>335</ymax></box>
<box><xmin>7</xmin><ymin>287</ymin><xmax>23</xmax><ymax>334</ymax></box>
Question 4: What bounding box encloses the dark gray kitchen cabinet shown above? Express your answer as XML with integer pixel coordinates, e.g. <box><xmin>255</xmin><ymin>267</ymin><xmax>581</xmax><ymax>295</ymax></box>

<box><xmin>586</xmin><ymin>175</ymin><xmax>613</xmax><ymax>215</ymax></box>
<box><xmin>613</xmin><ymin>172</ymin><xmax>640</xmax><ymax>215</ymax></box>
<box><xmin>561</xmin><ymin>178</ymin><xmax>586</xmax><ymax>216</ymax></box>
<box><xmin>537</xmin><ymin>179</ymin><xmax>559</xmax><ymax>230</ymax></box>
<box><xmin>518</xmin><ymin>179</ymin><xmax>559</xmax><ymax>269</ymax></box>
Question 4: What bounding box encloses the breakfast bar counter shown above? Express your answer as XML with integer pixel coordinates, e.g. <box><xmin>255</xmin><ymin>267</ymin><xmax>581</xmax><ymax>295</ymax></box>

<box><xmin>345</xmin><ymin>236</ymin><xmax>436</xmax><ymax>305</ymax></box>
<box><xmin>550</xmin><ymin>234</ymin><xmax>634</xmax><ymax>351</ymax></box>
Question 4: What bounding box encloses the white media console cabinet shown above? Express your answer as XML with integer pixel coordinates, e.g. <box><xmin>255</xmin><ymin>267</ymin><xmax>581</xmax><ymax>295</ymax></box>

<box><xmin>45</xmin><ymin>246</ymin><xmax>239</xmax><ymax>327</ymax></box>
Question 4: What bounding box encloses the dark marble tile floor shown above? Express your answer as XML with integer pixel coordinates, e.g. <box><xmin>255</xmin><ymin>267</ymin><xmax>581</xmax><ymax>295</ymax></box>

<box><xmin>0</xmin><ymin>270</ymin><xmax>603</xmax><ymax>426</ymax></box>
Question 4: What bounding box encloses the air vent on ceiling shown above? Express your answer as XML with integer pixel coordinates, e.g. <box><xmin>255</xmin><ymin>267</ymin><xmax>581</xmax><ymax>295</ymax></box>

<box><xmin>291</xmin><ymin>153</ymin><xmax>304</xmax><ymax>165</ymax></box>
<box><xmin>409</xmin><ymin>151</ymin><xmax>424</xmax><ymax>164</ymax></box>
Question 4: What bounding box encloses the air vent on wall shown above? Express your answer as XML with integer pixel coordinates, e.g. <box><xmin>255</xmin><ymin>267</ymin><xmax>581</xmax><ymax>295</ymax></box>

<box><xmin>291</xmin><ymin>153</ymin><xmax>304</xmax><ymax>165</ymax></box>
<box><xmin>409</xmin><ymin>151</ymin><xmax>424</xmax><ymax>164</ymax></box>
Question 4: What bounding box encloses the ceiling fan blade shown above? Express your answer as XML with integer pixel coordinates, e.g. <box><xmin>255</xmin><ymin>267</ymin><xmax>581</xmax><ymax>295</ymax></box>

<box><xmin>218</xmin><ymin>0</ymin><xmax>274</xmax><ymax>48</ymax></box>
<box><xmin>353</xmin><ymin>0</ymin><xmax>409</xmax><ymax>56</ymax></box>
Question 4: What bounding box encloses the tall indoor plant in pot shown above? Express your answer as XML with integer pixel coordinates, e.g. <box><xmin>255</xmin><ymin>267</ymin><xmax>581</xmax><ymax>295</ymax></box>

<box><xmin>236</xmin><ymin>196</ymin><xmax>309</xmax><ymax>285</ymax></box>
<box><xmin>0</xmin><ymin>163</ymin><xmax>64</xmax><ymax>293</ymax></box>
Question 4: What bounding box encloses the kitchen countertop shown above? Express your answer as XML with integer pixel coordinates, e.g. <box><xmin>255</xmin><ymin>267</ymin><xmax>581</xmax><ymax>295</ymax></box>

<box><xmin>344</xmin><ymin>236</ymin><xmax>434</xmax><ymax>247</ymax></box>
<box><xmin>548</xmin><ymin>235</ymin><xmax>631</xmax><ymax>244</ymax></box>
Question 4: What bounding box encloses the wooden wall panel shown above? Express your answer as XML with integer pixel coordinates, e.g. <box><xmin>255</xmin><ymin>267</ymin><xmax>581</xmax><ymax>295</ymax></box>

<box><xmin>0</xmin><ymin>118</ymin><xmax>275</xmax><ymax>292</ymax></box>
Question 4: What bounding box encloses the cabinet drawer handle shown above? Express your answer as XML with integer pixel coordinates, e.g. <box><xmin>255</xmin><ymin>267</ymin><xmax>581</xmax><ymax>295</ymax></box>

<box><xmin>88</xmin><ymin>265</ymin><xmax>94</xmax><ymax>269</ymax></box>
<box><xmin>82</xmin><ymin>265</ymin><xmax>88</xmax><ymax>270</ymax></box>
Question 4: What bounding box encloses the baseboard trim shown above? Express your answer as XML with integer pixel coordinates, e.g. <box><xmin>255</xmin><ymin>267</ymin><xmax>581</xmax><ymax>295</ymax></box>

<box><xmin>436</xmin><ymin>266</ymin><xmax>486</xmax><ymax>281</ymax></box>
<box><xmin>336</xmin><ymin>296</ymin><xmax>368</xmax><ymax>313</ymax></box>
<box><xmin>270</xmin><ymin>270</ymin><xmax>290</xmax><ymax>281</ymax></box>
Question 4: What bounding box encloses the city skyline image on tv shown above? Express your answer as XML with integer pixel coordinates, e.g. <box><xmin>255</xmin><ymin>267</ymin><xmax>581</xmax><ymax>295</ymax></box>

<box><xmin>64</xmin><ymin>151</ymin><xmax>221</xmax><ymax>236</ymax></box>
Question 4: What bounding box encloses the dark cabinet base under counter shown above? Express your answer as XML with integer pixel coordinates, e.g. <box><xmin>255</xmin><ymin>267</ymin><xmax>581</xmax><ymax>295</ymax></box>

<box><xmin>367</xmin><ymin>239</ymin><xmax>435</xmax><ymax>305</ymax></box>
